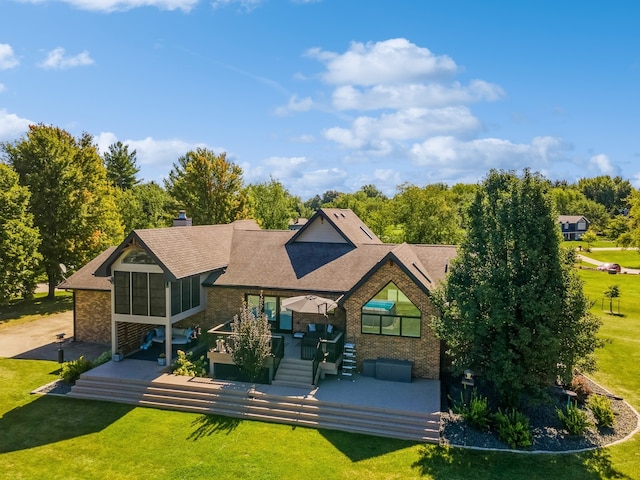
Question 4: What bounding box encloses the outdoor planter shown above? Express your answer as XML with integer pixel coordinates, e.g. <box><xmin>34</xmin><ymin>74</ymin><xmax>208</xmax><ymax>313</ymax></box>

<box><xmin>113</xmin><ymin>353</ymin><xmax>123</xmax><ymax>362</ymax></box>
<box><xmin>157</xmin><ymin>356</ymin><xmax>166</xmax><ymax>366</ymax></box>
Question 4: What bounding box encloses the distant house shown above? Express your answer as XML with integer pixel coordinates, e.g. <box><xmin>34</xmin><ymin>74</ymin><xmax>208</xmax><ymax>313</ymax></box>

<box><xmin>558</xmin><ymin>215</ymin><xmax>590</xmax><ymax>240</ymax></box>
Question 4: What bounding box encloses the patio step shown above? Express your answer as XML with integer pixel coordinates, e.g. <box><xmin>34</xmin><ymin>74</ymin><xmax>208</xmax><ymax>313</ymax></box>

<box><xmin>69</xmin><ymin>370</ymin><xmax>440</xmax><ymax>443</ymax></box>
<box><xmin>271</xmin><ymin>357</ymin><xmax>314</xmax><ymax>388</ymax></box>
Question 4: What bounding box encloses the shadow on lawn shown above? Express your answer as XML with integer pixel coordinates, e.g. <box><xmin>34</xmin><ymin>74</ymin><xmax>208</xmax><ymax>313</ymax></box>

<box><xmin>188</xmin><ymin>414</ymin><xmax>242</xmax><ymax>440</ymax></box>
<box><xmin>0</xmin><ymin>392</ymin><xmax>133</xmax><ymax>454</ymax></box>
<box><xmin>411</xmin><ymin>445</ymin><xmax>633</xmax><ymax>479</ymax></box>
<box><xmin>0</xmin><ymin>294</ymin><xmax>73</xmax><ymax>323</ymax></box>
<box><xmin>319</xmin><ymin>429</ymin><xmax>416</xmax><ymax>462</ymax></box>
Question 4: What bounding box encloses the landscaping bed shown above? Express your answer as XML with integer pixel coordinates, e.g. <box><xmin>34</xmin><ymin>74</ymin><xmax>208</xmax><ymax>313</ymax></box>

<box><xmin>440</xmin><ymin>377</ymin><xmax>639</xmax><ymax>452</ymax></box>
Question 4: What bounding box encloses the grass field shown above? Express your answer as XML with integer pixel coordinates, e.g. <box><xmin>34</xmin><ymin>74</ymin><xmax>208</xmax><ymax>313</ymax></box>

<box><xmin>580</xmin><ymin>250</ymin><xmax>640</xmax><ymax>270</ymax></box>
<box><xmin>0</xmin><ymin>291</ymin><xmax>72</xmax><ymax>327</ymax></box>
<box><xmin>0</xmin><ymin>267</ymin><xmax>639</xmax><ymax>479</ymax></box>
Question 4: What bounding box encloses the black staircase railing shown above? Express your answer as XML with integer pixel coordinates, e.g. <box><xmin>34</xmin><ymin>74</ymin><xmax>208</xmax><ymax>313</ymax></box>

<box><xmin>311</xmin><ymin>341</ymin><xmax>324</xmax><ymax>385</ymax></box>
<box><xmin>271</xmin><ymin>335</ymin><xmax>284</xmax><ymax>376</ymax></box>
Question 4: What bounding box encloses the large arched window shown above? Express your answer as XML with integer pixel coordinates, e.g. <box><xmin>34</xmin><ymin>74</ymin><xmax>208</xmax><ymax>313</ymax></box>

<box><xmin>361</xmin><ymin>282</ymin><xmax>421</xmax><ymax>338</ymax></box>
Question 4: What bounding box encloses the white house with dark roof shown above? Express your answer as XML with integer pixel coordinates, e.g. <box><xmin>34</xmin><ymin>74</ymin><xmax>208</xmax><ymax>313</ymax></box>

<box><xmin>59</xmin><ymin>208</ymin><xmax>456</xmax><ymax>381</ymax></box>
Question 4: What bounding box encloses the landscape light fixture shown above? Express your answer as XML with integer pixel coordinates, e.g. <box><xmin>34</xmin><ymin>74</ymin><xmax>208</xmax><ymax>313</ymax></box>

<box><xmin>56</xmin><ymin>333</ymin><xmax>65</xmax><ymax>364</ymax></box>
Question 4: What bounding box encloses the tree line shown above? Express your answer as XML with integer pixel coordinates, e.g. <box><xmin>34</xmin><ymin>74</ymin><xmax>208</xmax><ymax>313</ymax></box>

<box><xmin>1</xmin><ymin>123</ymin><xmax>639</xmax><ymax>304</ymax></box>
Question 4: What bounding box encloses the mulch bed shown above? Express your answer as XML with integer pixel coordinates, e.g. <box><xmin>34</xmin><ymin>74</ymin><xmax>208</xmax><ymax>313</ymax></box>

<box><xmin>440</xmin><ymin>377</ymin><xmax>639</xmax><ymax>452</ymax></box>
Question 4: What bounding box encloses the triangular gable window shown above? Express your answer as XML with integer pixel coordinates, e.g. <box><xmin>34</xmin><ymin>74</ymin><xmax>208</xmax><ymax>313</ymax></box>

<box><xmin>123</xmin><ymin>249</ymin><xmax>156</xmax><ymax>265</ymax></box>
<box><xmin>361</xmin><ymin>282</ymin><xmax>420</xmax><ymax>337</ymax></box>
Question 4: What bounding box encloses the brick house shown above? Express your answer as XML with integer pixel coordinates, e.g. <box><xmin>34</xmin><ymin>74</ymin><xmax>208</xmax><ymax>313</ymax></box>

<box><xmin>59</xmin><ymin>208</ymin><xmax>455</xmax><ymax>380</ymax></box>
<box><xmin>558</xmin><ymin>215</ymin><xmax>590</xmax><ymax>240</ymax></box>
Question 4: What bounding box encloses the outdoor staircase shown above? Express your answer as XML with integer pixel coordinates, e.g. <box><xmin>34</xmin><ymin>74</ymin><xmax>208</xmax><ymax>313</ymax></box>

<box><xmin>271</xmin><ymin>357</ymin><xmax>314</xmax><ymax>388</ymax></box>
<box><xmin>68</xmin><ymin>368</ymin><xmax>440</xmax><ymax>443</ymax></box>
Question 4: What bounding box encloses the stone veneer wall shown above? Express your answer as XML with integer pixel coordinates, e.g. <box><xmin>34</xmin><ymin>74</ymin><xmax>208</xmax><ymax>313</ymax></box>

<box><xmin>205</xmin><ymin>287</ymin><xmax>346</xmax><ymax>334</ymax></box>
<box><xmin>75</xmin><ymin>290</ymin><xmax>111</xmax><ymax>343</ymax></box>
<box><xmin>343</xmin><ymin>261</ymin><xmax>440</xmax><ymax>379</ymax></box>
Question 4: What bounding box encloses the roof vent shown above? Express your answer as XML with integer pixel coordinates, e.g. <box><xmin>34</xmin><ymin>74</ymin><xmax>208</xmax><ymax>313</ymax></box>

<box><xmin>173</xmin><ymin>210</ymin><xmax>192</xmax><ymax>227</ymax></box>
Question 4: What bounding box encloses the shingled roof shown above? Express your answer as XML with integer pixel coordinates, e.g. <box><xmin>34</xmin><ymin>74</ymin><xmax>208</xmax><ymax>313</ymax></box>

<box><xmin>57</xmin><ymin>247</ymin><xmax>116</xmax><ymax>291</ymax></box>
<box><xmin>208</xmin><ymin>228</ymin><xmax>455</xmax><ymax>297</ymax></box>
<box><xmin>93</xmin><ymin>219</ymin><xmax>260</xmax><ymax>282</ymax></box>
<box><xmin>61</xmin><ymin>210</ymin><xmax>456</xmax><ymax>297</ymax></box>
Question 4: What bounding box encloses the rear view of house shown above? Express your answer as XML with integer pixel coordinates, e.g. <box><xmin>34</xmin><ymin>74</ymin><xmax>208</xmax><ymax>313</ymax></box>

<box><xmin>59</xmin><ymin>208</ymin><xmax>456</xmax><ymax>381</ymax></box>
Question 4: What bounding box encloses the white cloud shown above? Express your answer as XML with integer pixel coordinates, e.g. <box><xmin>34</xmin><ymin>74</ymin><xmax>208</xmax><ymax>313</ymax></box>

<box><xmin>332</xmin><ymin>80</ymin><xmax>504</xmax><ymax>111</ymax></box>
<box><xmin>306</xmin><ymin>38</ymin><xmax>457</xmax><ymax>86</ymax></box>
<box><xmin>588</xmin><ymin>153</ymin><xmax>619</xmax><ymax>176</ymax></box>
<box><xmin>211</xmin><ymin>0</ymin><xmax>263</xmax><ymax>12</ymax></box>
<box><xmin>95</xmin><ymin>132</ymin><xmax>211</xmax><ymax>183</ymax></box>
<box><xmin>290</xmin><ymin>134</ymin><xmax>315</xmax><ymax>143</ymax></box>
<box><xmin>410</xmin><ymin>136</ymin><xmax>567</xmax><ymax>177</ymax></box>
<box><xmin>0</xmin><ymin>109</ymin><xmax>32</xmax><ymax>141</ymax></box>
<box><xmin>17</xmin><ymin>0</ymin><xmax>198</xmax><ymax>12</ymax></box>
<box><xmin>39</xmin><ymin>48</ymin><xmax>94</xmax><ymax>70</ymax></box>
<box><xmin>0</xmin><ymin>84</ymin><xmax>5</xmax><ymax>93</ymax></box>
<box><xmin>324</xmin><ymin>107</ymin><xmax>482</xmax><ymax>151</ymax></box>
<box><xmin>274</xmin><ymin>95</ymin><xmax>314</xmax><ymax>116</ymax></box>
<box><xmin>0</xmin><ymin>44</ymin><xmax>19</xmax><ymax>70</ymax></box>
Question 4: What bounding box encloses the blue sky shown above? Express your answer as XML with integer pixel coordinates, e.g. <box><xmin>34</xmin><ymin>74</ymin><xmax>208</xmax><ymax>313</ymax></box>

<box><xmin>2</xmin><ymin>0</ymin><xmax>639</xmax><ymax>199</ymax></box>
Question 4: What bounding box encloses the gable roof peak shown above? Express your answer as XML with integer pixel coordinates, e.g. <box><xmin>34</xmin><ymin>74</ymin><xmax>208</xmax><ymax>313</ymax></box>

<box><xmin>287</xmin><ymin>208</ymin><xmax>382</xmax><ymax>246</ymax></box>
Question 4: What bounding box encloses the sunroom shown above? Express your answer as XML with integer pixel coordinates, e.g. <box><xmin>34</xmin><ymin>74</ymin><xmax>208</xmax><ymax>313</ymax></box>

<box><xmin>110</xmin><ymin>247</ymin><xmax>204</xmax><ymax>364</ymax></box>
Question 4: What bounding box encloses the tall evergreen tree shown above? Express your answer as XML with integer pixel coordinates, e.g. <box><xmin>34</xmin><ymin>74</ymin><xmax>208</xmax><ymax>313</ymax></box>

<box><xmin>165</xmin><ymin>148</ymin><xmax>248</xmax><ymax>225</ymax></box>
<box><xmin>2</xmin><ymin>125</ymin><xmax>123</xmax><ymax>298</ymax></box>
<box><xmin>434</xmin><ymin>169</ymin><xmax>602</xmax><ymax>405</ymax></box>
<box><xmin>0</xmin><ymin>164</ymin><xmax>41</xmax><ymax>304</ymax></box>
<box><xmin>103</xmin><ymin>141</ymin><xmax>140</xmax><ymax>190</ymax></box>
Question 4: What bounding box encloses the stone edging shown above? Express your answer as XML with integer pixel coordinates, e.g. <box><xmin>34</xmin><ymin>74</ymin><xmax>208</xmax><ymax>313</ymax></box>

<box><xmin>443</xmin><ymin>376</ymin><xmax>640</xmax><ymax>455</ymax></box>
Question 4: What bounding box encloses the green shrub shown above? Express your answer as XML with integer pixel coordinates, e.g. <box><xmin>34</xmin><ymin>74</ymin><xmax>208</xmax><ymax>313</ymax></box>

<box><xmin>557</xmin><ymin>403</ymin><xmax>591</xmax><ymax>436</ymax></box>
<box><xmin>92</xmin><ymin>351</ymin><xmax>112</xmax><ymax>367</ymax></box>
<box><xmin>493</xmin><ymin>408</ymin><xmax>532</xmax><ymax>449</ymax></box>
<box><xmin>60</xmin><ymin>355</ymin><xmax>94</xmax><ymax>384</ymax></box>
<box><xmin>588</xmin><ymin>395</ymin><xmax>615</xmax><ymax>428</ymax></box>
<box><xmin>171</xmin><ymin>350</ymin><xmax>207</xmax><ymax>377</ymax></box>
<box><xmin>456</xmin><ymin>393</ymin><xmax>491</xmax><ymax>431</ymax></box>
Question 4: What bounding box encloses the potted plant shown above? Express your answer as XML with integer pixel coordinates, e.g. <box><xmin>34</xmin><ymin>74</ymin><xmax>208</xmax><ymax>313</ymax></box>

<box><xmin>157</xmin><ymin>353</ymin><xmax>166</xmax><ymax>366</ymax></box>
<box><xmin>113</xmin><ymin>351</ymin><xmax>123</xmax><ymax>362</ymax></box>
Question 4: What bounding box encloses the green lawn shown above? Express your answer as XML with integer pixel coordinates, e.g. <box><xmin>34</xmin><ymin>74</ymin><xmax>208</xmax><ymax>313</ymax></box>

<box><xmin>0</xmin><ymin>275</ymin><xmax>639</xmax><ymax>479</ymax></box>
<box><xmin>580</xmin><ymin>250</ymin><xmax>640</xmax><ymax>270</ymax></box>
<box><xmin>0</xmin><ymin>290</ymin><xmax>72</xmax><ymax>328</ymax></box>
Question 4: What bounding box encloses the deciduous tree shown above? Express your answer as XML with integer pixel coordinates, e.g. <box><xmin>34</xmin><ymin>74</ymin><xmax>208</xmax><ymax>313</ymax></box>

<box><xmin>0</xmin><ymin>164</ymin><xmax>41</xmax><ymax>303</ymax></box>
<box><xmin>392</xmin><ymin>183</ymin><xmax>463</xmax><ymax>245</ymax></box>
<box><xmin>603</xmin><ymin>285</ymin><xmax>620</xmax><ymax>314</ymax></box>
<box><xmin>165</xmin><ymin>149</ymin><xmax>248</xmax><ymax>225</ymax></box>
<box><xmin>229</xmin><ymin>299</ymin><xmax>272</xmax><ymax>383</ymax></box>
<box><xmin>434</xmin><ymin>169</ymin><xmax>602</xmax><ymax>406</ymax></box>
<box><xmin>247</xmin><ymin>177</ymin><xmax>299</xmax><ymax>229</ymax></box>
<box><xmin>2</xmin><ymin>125</ymin><xmax>123</xmax><ymax>298</ymax></box>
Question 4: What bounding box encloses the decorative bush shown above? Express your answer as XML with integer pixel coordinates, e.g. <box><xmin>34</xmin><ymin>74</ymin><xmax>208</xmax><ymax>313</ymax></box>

<box><xmin>493</xmin><ymin>408</ymin><xmax>532</xmax><ymax>449</ymax></box>
<box><xmin>588</xmin><ymin>394</ymin><xmax>616</xmax><ymax>429</ymax></box>
<box><xmin>570</xmin><ymin>375</ymin><xmax>593</xmax><ymax>402</ymax></box>
<box><xmin>171</xmin><ymin>350</ymin><xmax>207</xmax><ymax>377</ymax></box>
<box><xmin>60</xmin><ymin>355</ymin><xmax>94</xmax><ymax>384</ymax></box>
<box><xmin>92</xmin><ymin>351</ymin><xmax>112</xmax><ymax>367</ymax></box>
<box><xmin>557</xmin><ymin>403</ymin><xmax>591</xmax><ymax>436</ymax></box>
<box><xmin>454</xmin><ymin>392</ymin><xmax>491</xmax><ymax>431</ymax></box>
